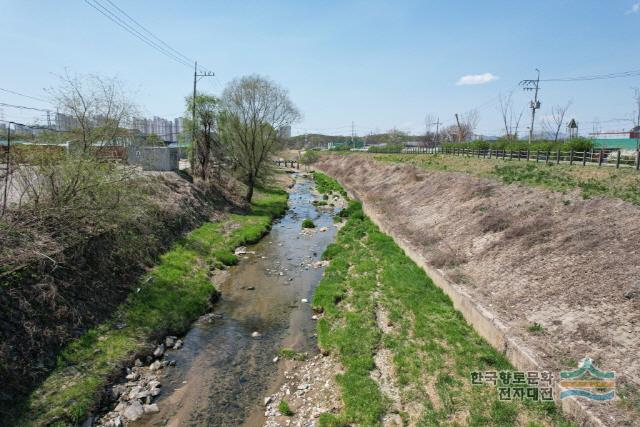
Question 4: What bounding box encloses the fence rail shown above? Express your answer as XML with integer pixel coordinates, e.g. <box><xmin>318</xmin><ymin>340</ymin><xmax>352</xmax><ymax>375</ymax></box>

<box><xmin>366</xmin><ymin>146</ymin><xmax>640</xmax><ymax>170</ymax></box>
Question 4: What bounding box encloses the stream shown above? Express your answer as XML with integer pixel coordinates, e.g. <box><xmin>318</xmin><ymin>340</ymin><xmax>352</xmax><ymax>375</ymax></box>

<box><xmin>134</xmin><ymin>173</ymin><xmax>338</xmax><ymax>427</ymax></box>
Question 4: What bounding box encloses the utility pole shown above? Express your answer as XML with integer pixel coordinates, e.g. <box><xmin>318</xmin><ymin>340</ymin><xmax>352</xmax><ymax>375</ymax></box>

<box><xmin>434</xmin><ymin>117</ymin><xmax>442</xmax><ymax>146</ymax></box>
<box><xmin>191</xmin><ymin>61</ymin><xmax>215</xmax><ymax>171</ymax></box>
<box><xmin>520</xmin><ymin>69</ymin><xmax>541</xmax><ymax>145</ymax></box>
<box><xmin>454</xmin><ymin>113</ymin><xmax>462</xmax><ymax>143</ymax></box>
<box><xmin>351</xmin><ymin>121</ymin><xmax>355</xmax><ymax>148</ymax></box>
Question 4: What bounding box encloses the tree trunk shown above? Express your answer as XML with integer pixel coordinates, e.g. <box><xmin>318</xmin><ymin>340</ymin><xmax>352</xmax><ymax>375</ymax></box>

<box><xmin>245</xmin><ymin>176</ymin><xmax>254</xmax><ymax>202</ymax></box>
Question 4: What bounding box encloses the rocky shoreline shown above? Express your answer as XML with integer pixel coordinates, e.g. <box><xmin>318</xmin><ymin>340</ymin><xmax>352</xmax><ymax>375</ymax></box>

<box><xmin>95</xmin><ymin>333</ymin><xmax>191</xmax><ymax>426</ymax></box>
<box><xmin>263</xmin><ymin>353</ymin><xmax>343</xmax><ymax>427</ymax></box>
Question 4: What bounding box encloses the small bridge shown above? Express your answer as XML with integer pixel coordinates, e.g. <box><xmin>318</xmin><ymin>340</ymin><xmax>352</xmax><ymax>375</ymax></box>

<box><xmin>274</xmin><ymin>159</ymin><xmax>299</xmax><ymax>169</ymax></box>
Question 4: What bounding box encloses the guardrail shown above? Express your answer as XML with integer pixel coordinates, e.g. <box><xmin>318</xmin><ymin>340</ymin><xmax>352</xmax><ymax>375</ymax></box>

<box><xmin>366</xmin><ymin>146</ymin><xmax>640</xmax><ymax>170</ymax></box>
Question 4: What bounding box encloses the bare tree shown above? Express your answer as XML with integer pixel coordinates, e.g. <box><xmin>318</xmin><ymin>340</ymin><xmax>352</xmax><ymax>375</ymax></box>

<box><xmin>542</xmin><ymin>101</ymin><xmax>572</xmax><ymax>143</ymax></box>
<box><xmin>185</xmin><ymin>93</ymin><xmax>221</xmax><ymax>181</ymax></box>
<box><xmin>48</xmin><ymin>72</ymin><xmax>136</xmax><ymax>153</ymax></box>
<box><xmin>455</xmin><ymin>109</ymin><xmax>480</xmax><ymax>141</ymax></box>
<box><xmin>498</xmin><ymin>92</ymin><xmax>524</xmax><ymax>140</ymax></box>
<box><xmin>424</xmin><ymin>114</ymin><xmax>438</xmax><ymax>147</ymax></box>
<box><xmin>220</xmin><ymin>75</ymin><xmax>300</xmax><ymax>202</ymax></box>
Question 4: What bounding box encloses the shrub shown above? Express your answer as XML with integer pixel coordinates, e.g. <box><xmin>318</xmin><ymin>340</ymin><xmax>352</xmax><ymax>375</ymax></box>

<box><xmin>278</xmin><ymin>400</ymin><xmax>294</xmax><ymax>416</ymax></box>
<box><xmin>302</xmin><ymin>218</ymin><xmax>316</xmax><ymax>228</ymax></box>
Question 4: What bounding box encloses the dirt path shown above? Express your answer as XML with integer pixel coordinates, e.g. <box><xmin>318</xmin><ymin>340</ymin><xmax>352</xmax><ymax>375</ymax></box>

<box><xmin>316</xmin><ymin>155</ymin><xmax>640</xmax><ymax>426</ymax></box>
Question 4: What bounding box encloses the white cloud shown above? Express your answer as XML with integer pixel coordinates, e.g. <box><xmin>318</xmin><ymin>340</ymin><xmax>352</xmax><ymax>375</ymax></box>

<box><xmin>456</xmin><ymin>73</ymin><xmax>499</xmax><ymax>86</ymax></box>
<box><xmin>626</xmin><ymin>3</ymin><xmax>640</xmax><ymax>14</ymax></box>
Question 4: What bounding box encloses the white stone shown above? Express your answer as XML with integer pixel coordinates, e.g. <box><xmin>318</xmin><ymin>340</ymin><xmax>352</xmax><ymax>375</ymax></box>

<box><xmin>153</xmin><ymin>344</ymin><xmax>165</xmax><ymax>358</ymax></box>
<box><xmin>123</xmin><ymin>401</ymin><xmax>144</xmax><ymax>421</ymax></box>
<box><xmin>143</xmin><ymin>403</ymin><xmax>160</xmax><ymax>414</ymax></box>
<box><xmin>251</xmin><ymin>331</ymin><xmax>261</xmax><ymax>338</ymax></box>
<box><xmin>149</xmin><ymin>360</ymin><xmax>162</xmax><ymax>371</ymax></box>
<box><xmin>301</xmin><ymin>298</ymin><xmax>308</xmax><ymax>303</ymax></box>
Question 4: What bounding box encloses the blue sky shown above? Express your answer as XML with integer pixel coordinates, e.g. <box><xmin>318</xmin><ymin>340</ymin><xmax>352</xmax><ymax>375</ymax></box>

<box><xmin>1</xmin><ymin>0</ymin><xmax>639</xmax><ymax>137</ymax></box>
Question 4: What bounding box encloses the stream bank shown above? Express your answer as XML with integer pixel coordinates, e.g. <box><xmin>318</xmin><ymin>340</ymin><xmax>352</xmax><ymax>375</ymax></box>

<box><xmin>16</xmin><ymin>184</ymin><xmax>288</xmax><ymax>427</ymax></box>
<box><xmin>96</xmin><ymin>173</ymin><xmax>344</xmax><ymax>427</ymax></box>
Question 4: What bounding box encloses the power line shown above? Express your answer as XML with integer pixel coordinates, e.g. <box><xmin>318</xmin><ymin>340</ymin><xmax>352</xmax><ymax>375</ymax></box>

<box><xmin>542</xmin><ymin>68</ymin><xmax>640</xmax><ymax>82</ymax></box>
<box><xmin>103</xmin><ymin>0</ymin><xmax>195</xmax><ymax>66</ymax></box>
<box><xmin>0</xmin><ymin>87</ymin><xmax>49</xmax><ymax>103</ymax></box>
<box><xmin>84</xmin><ymin>0</ymin><xmax>193</xmax><ymax>68</ymax></box>
<box><xmin>0</xmin><ymin>102</ymin><xmax>51</xmax><ymax>112</ymax></box>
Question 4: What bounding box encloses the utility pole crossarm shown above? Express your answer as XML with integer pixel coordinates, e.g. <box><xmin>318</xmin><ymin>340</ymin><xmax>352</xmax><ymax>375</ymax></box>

<box><xmin>520</xmin><ymin>69</ymin><xmax>541</xmax><ymax>144</ymax></box>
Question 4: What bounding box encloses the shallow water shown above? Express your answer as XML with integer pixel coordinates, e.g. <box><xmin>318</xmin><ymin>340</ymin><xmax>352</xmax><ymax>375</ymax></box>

<box><xmin>135</xmin><ymin>174</ymin><xmax>337</xmax><ymax>427</ymax></box>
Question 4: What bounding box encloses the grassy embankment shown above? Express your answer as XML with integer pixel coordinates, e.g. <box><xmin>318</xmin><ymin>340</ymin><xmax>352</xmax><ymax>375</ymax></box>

<box><xmin>311</xmin><ymin>172</ymin><xmax>572</xmax><ymax>426</ymax></box>
<box><xmin>366</xmin><ymin>153</ymin><xmax>640</xmax><ymax>206</ymax></box>
<box><xmin>17</xmin><ymin>187</ymin><xmax>288</xmax><ymax>427</ymax></box>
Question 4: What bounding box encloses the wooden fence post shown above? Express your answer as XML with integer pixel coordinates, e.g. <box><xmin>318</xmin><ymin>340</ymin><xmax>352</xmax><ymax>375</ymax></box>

<box><xmin>598</xmin><ymin>149</ymin><xmax>604</xmax><ymax>167</ymax></box>
<box><xmin>616</xmin><ymin>150</ymin><xmax>621</xmax><ymax>169</ymax></box>
<box><xmin>556</xmin><ymin>149</ymin><xmax>561</xmax><ymax>165</ymax></box>
<box><xmin>569</xmin><ymin>150</ymin><xmax>574</xmax><ymax>165</ymax></box>
<box><xmin>536</xmin><ymin>150</ymin><xmax>540</xmax><ymax>163</ymax></box>
<box><xmin>636</xmin><ymin>150</ymin><xmax>640</xmax><ymax>170</ymax></box>
<box><xmin>582</xmin><ymin>150</ymin><xmax>587</xmax><ymax>166</ymax></box>
<box><xmin>526</xmin><ymin>149</ymin><xmax>530</xmax><ymax>161</ymax></box>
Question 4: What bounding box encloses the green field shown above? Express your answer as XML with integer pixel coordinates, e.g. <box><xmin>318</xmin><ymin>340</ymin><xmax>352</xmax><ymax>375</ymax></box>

<box><xmin>312</xmin><ymin>172</ymin><xmax>572</xmax><ymax>427</ymax></box>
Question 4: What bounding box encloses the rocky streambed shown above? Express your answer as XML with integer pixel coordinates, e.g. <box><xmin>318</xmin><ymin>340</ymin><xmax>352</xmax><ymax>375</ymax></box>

<box><xmin>95</xmin><ymin>174</ymin><xmax>345</xmax><ymax>427</ymax></box>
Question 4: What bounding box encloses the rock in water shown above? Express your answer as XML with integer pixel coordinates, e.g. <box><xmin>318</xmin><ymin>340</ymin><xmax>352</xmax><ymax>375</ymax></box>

<box><xmin>149</xmin><ymin>360</ymin><xmax>162</xmax><ymax>371</ymax></box>
<box><xmin>153</xmin><ymin>344</ymin><xmax>165</xmax><ymax>358</ymax></box>
<box><xmin>123</xmin><ymin>401</ymin><xmax>144</xmax><ymax>421</ymax></box>
<box><xmin>251</xmin><ymin>331</ymin><xmax>261</xmax><ymax>338</ymax></box>
<box><xmin>164</xmin><ymin>336</ymin><xmax>176</xmax><ymax>348</ymax></box>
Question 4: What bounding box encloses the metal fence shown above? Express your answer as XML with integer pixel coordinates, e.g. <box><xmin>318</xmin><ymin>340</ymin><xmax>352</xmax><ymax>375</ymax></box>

<box><xmin>369</xmin><ymin>146</ymin><xmax>640</xmax><ymax>170</ymax></box>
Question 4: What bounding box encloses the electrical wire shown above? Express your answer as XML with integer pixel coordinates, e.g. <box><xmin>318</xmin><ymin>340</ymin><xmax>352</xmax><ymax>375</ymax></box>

<box><xmin>542</xmin><ymin>68</ymin><xmax>640</xmax><ymax>82</ymax></box>
<box><xmin>84</xmin><ymin>0</ymin><xmax>193</xmax><ymax>68</ymax></box>
<box><xmin>0</xmin><ymin>87</ymin><xmax>50</xmax><ymax>103</ymax></box>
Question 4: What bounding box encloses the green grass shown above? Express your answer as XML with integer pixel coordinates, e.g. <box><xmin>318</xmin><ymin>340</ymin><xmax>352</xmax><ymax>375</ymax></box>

<box><xmin>313</xmin><ymin>181</ymin><xmax>573</xmax><ymax>426</ymax></box>
<box><xmin>527</xmin><ymin>322</ymin><xmax>544</xmax><ymax>333</ymax></box>
<box><xmin>279</xmin><ymin>400</ymin><xmax>294</xmax><ymax>416</ymax></box>
<box><xmin>313</xmin><ymin>171</ymin><xmax>347</xmax><ymax>196</ymax></box>
<box><xmin>278</xmin><ymin>348</ymin><xmax>307</xmax><ymax>361</ymax></box>
<box><xmin>17</xmin><ymin>187</ymin><xmax>288</xmax><ymax>427</ymax></box>
<box><xmin>302</xmin><ymin>218</ymin><xmax>316</xmax><ymax>228</ymax></box>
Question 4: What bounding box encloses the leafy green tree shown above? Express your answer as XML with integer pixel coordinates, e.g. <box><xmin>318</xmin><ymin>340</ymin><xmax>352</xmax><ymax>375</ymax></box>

<box><xmin>220</xmin><ymin>75</ymin><xmax>300</xmax><ymax>202</ymax></box>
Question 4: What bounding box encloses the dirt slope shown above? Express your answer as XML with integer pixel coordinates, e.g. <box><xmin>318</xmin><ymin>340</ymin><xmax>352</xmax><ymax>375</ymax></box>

<box><xmin>0</xmin><ymin>171</ymin><xmax>247</xmax><ymax>418</ymax></box>
<box><xmin>316</xmin><ymin>155</ymin><xmax>640</xmax><ymax>425</ymax></box>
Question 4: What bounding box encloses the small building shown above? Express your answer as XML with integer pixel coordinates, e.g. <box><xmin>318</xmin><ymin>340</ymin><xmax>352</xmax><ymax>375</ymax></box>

<box><xmin>127</xmin><ymin>146</ymin><xmax>178</xmax><ymax>171</ymax></box>
<box><xmin>631</xmin><ymin>126</ymin><xmax>640</xmax><ymax>140</ymax></box>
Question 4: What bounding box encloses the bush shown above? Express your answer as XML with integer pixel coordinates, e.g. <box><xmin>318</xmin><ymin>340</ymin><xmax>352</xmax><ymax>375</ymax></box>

<box><xmin>300</xmin><ymin>150</ymin><xmax>319</xmax><ymax>165</ymax></box>
<box><xmin>279</xmin><ymin>400</ymin><xmax>294</xmax><ymax>416</ymax></box>
<box><xmin>302</xmin><ymin>218</ymin><xmax>316</xmax><ymax>228</ymax></box>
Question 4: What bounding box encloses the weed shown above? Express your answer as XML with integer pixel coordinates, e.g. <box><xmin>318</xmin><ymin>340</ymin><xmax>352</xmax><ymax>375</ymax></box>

<box><xmin>302</xmin><ymin>218</ymin><xmax>316</xmax><ymax>228</ymax></box>
<box><xmin>278</xmin><ymin>348</ymin><xmax>307</xmax><ymax>361</ymax></box>
<box><xmin>528</xmin><ymin>322</ymin><xmax>544</xmax><ymax>333</ymax></box>
<box><xmin>279</xmin><ymin>400</ymin><xmax>294</xmax><ymax>416</ymax></box>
